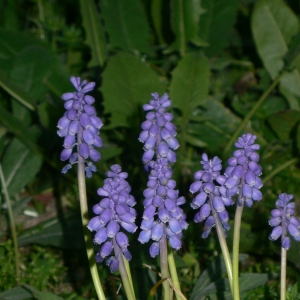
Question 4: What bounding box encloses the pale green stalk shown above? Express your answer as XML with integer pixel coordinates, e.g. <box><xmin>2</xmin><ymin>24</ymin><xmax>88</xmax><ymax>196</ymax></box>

<box><xmin>210</xmin><ymin>194</ymin><xmax>233</xmax><ymax>293</ymax></box>
<box><xmin>77</xmin><ymin>128</ymin><xmax>105</xmax><ymax>300</ymax></box>
<box><xmin>122</xmin><ymin>254</ymin><xmax>135</xmax><ymax>297</ymax></box>
<box><xmin>280</xmin><ymin>247</ymin><xmax>287</xmax><ymax>300</ymax></box>
<box><xmin>0</xmin><ymin>163</ymin><xmax>20</xmax><ymax>284</ymax></box>
<box><xmin>112</xmin><ymin>239</ymin><xmax>136</xmax><ymax>300</ymax></box>
<box><xmin>232</xmin><ymin>204</ymin><xmax>244</xmax><ymax>300</ymax></box>
<box><xmin>160</xmin><ymin>232</ymin><xmax>171</xmax><ymax>300</ymax></box>
<box><xmin>167</xmin><ymin>245</ymin><xmax>182</xmax><ymax>300</ymax></box>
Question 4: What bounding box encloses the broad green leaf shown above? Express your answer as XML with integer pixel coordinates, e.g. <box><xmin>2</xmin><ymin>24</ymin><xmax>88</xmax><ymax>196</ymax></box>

<box><xmin>268</xmin><ymin>110</ymin><xmax>300</xmax><ymax>140</ymax></box>
<box><xmin>169</xmin><ymin>53</ymin><xmax>210</xmax><ymax>114</ymax></box>
<box><xmin>12</xmin><ymin>99</ymin><xmax>32</xmax><ymax>125</ymax></box>
<box><xmin>185</xmin><ymin>97</ymin><xmax>240</xmax><ymax>152</ymax></box>
<box><xmin>9</xmin><ymin>45</ymin><xmax>57</xmax><ymax>104</ymax></box>
<box><xmin>0</xmin><ymin>103</ymin><xmax>41</xmax><ymax>154</ymax></box>
<box><xmin>252</xmin><ymin>0</ymin><xmax>299</xmax><ymax>79</ymax></box>
<box><xmin>280</xmin><ymin>70</ymin><xmax>300</xmax><ymax>109</ymax></box>
<box><xmin>101</xmin><ymin>53</ymin><xmax>165</xmax><ymax>128</ymax></box>
<box><xmin>284</xmin><ymin>31</ymin><xmax>300</xmax><ymax>69</ymax></box>
<box><xmin>0</xmin><ymin>71</ymin><xmax>35</xmax><ymax>111</ymax></box>
<box><xmin>297</xmin><ymin>123</ymin><xmax>300</xmax><ymax>152</ymax></box>
<box><xmin>257</xmin><ymin>96</ymin><xmax>287</xmax><ymax>118</ymax></box>
<box><xmin>0</xmin><ymin>29</ymin><xmax>35</xmax><ymax>56</ymax></box>
<box><xmin>150</xmin><ymin>0</ymin><xmax>166</xmax><ymax>45</ymax></box>
<box><xmin>199</xmin><ymin>0</ymin><xmax>238</xmax><ymax>57</ymax></box>
<box><xmin>1</xmin><ymin>1</ymin><xmax>19</xmax><ymax>31</ymax></box>
<box><xmin>197</xmin><ymin>273</ymin><xmax>272</xmax><ymax>300</ymax></box>
<box><xmin>190</xmin><ymin>254</ymin><xmax>248</xmax><ymax>300</ymax></box>
<box><xmin>22</xmin><ymin>285</ymin><xmax>63</xmax><ymax>300</ymax></box>
<box><xmin>0</xmin><ymin>286</ymin><xmax>33</xmax><ymax>300</ymax></box>
<box><xmin>18</xmin><ymin>212</ymin><xmax>84</xmax><ymax>249</ymax></box>
<box><xmin>100</xmin><ymin>0</ymin><xmax>150</xmax><ymax>53</ymax></box>
<box><xmin>169</xmin><ymin>0</ymin><xmax>206</xmax><ymax>54</ymax></box>
<box><xmin>1</xmin><ymin>138</ymin><xmax>42</xmax><ymax>196</ymax></box>
<box><xmin>79</xmin><ymin>0</ymin><xmax>107</xmax><ymax>67</ymax></box>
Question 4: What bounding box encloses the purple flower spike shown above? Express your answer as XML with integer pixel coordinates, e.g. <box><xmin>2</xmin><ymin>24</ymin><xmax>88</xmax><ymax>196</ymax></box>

<box><xmin>139</xmin><ymin>93</ymin><xmax>188</xmax><ymax>255</ymax></box>
<box><xmin>226</xmin><ymin>134</ymin><xmax>263</xmax><ymax>207</ymax></box>
<box><xmin>91</xmin><ymin>165</ymin><xmax>137</xmax><ymax>272</ymax></box>
<box><xmin>57</xmin><ymin>76</ymin><xmax>103</xmax><ymax>177</ymax></box>
<box><xmin>190</xmin><ymin>154</ymin><xmax>231</xmax><ymax>237</ymax></box>
<box><xmin>269</xmin><ymin>193</ymin><xmax>300</xmax><ymax>249</ymax></box>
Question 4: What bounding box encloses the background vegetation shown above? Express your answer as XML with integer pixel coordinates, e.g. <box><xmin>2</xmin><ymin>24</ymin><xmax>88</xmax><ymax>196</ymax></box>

<box><xmin>0</xmin><ymin>0</ymin><xmax>300</xmax><ymax>299</ymax></box>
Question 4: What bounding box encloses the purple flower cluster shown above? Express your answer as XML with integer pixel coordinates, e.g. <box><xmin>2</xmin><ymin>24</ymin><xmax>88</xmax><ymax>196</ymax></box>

<box><xmin>138</xmin><ymin>158</ymin><xmax>188</xmax><ymax>256</ymax></box>
<box><xmin>190</xmin><ymin>154</ymin><xmax>233</xmax><ymax>238</ymax></box>
<box><xmin>223</xmin><ymin>133</ymin><xmax>263</xmax><ymax>208</ymax></box>
<box><xmin>87</xmin><ymin>165</ymin><xmax>137</xmax><ymax>272</ymax></box>
<box><xmin>139</xmin><ymin>93</ymin><xmax>178</xmax><ymax>164</ymax></box>
<box><xmin>57</xmin><ymin>76</ymin><xmax>103</xmax><ymax>177</ymax></box>
<box><xmin>138</xmin><ymin>93</ymin><xmax>188</xmax><ymax>257</ymax></box>
<box><xmin>269</xmin><ymin>193</ymin><xmax>300</xmax><ymax>250</ymax></box>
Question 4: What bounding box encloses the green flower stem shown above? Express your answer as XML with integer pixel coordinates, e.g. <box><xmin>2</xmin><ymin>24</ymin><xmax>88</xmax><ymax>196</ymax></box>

<box><xmin>122</xmin><ymin>254</ymin><xmax>135</xmax><ymax>297</ymax></box>
<box><xmin>167</xmin><ymin>244</ymin><xmax>182</xmax><ymax>300</ymax></box>
<box><xmin>160</xmin><ymin>232</ymin><xmax>171</xmax><ymax>300</ymax></box>
<box><xmin>232</xmin><ymin>203</ymin><xmax>244</xmax><ymax>300</ymax></box>
<box><xmin>223</xmin><ymin>72</ymin><xmax>283</xmax><ymax>158</ymax></box>
<box><xmin>262</xmin><ymin>158</ymin><xmax>298</xmax><ymax>184</ymax></box>
<box><xmin>280</xmin><ymin>246</ymin><xmax>287</xmax><ymax>300</ymax></box>
<box><xmin>112</xmin><ymin>239</ymin><xmax>136</xmax><ymax>300</ymax></box>
<box><xmin>77</xmin><ymin>154</ymin><xmax>106</xmax><ymax>300</ymax></box>
<box><xmin>210</xmin><ymin>194</ymin><xmax>233</xmax><ymax>293</ymax></box>
<box><xmin>0</xmin><ymin>163</ymin><xmax>20</xmax><ymax>284</ymax></box>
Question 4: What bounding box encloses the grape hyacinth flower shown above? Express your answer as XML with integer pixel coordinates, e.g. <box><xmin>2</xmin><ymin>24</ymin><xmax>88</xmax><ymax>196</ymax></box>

<box><xmin>138</xmin><ymin>93</ymin><xmax>188</xmax><ymax>257</ymax></box>
<box><xmin>190</xmin><ymin>154</ymin><xmax>233</xmax><ymax>238</ymax></box>
<box><xmin>269</xmin><ymin>193</ymin><xmax>300</xmax><ymax>250</ymax></box>
<box><xmin>225</xmin><ymin>133</ymin><xmax>263</xmax><ymax>207</ymax></box>
<box><xmin>57</xmin><ymin>76</ymin><xmax>103</xmax><ymax>177</ymax></box>
<box><xmin>87</xmin><ymin>165</ymin><xmax>137</xmax><ymax>272</ymax></box>
<box><xmin>139</xmin><ymin>93</ymin><xmax>178</xmax><ymax>165</ymax></box>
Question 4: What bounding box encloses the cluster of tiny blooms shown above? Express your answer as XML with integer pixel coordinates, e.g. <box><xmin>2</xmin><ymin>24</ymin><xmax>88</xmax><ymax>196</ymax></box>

<box><xmin>87</xmin><ymin>165</ymin><xmax>137</xmax><ymax>272</ymax></box>
<box><xmin>138</xmin><ymin>93</ymin><xmax>188</xmax><ymax>257</ymax></box>
<box><xmin>57</xmin><ymin>76</ymin><xmax>103</xmax><ymax>177</ymax></box>
<box><xmin>190</xmin><ymin>154</ymin><xmax>233</xmax><ymax>238</ymax></box>
<box><xmin>139</xmin><ymin>92</ymin><xmax>178</xmax><ymax>164</ymax></box>
<box><xmin>269</xmin><ymin>193</ymin><xmax>300</xmax><ymax>250</ymax></box>
<box><xmin>222</xmin><ymin>133</ymin><xmax>263</xmax><ymax>208</ymax></box>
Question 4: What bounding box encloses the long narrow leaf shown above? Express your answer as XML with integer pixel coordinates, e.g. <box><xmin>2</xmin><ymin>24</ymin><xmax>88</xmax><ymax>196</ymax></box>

<box><xmin>79</xmin><ymin>0</ymin><xmax>107</xmax><ymax>67</ymax></box>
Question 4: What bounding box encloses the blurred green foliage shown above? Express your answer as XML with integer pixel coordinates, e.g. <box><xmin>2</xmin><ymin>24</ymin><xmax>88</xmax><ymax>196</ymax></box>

<box><xmin>0</xmin><ymin>0</ymin><xmax>300</xmax><ymax>298</ymax></box>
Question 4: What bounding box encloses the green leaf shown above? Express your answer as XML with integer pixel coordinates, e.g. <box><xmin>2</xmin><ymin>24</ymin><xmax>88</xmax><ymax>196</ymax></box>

<box><xmin>9</xmin><ymin>45</ymin><xmax>57</xmax><ymax>104</ymax></box>
<box><xmin>22</xmin><ymin>285</ymin><xmax>63</xmax><ymax>300</ymax></box>
<box><xmin>100</xmin><ymin>0</ymin><xmax>150</xmax><ymax>53</ymax></box>
<box><xmin>0</xmin><ymin>286</ymin><xmax>33</xmax><ymax>300</ymax></box>
<box><xmin>0</xmin><ymin>71</ymin><xmax>35</xmax><ymax>111</ymax></box>
<box><xmin>79</xmin><ymin>0</ymin><xmax>107</xmax><ymax>67</ymax></box>
<box><xmin>280</xmin><ymin>70</ymin><xmax>300</xmax><ymax>109</ymax></box>
<box><xmin>150</xmin><ymin>0</ymin><xmax>166</xmax><ymax>45</ymax></box>
<box><xmin>190</xmin><ymin>254</ymin><xmax>248</xmax><ymax>300</ymax></box>
<box><xmin>186</xmin><ymin>97</ymin><xmax>240</xmax><ymax>152</ymax></box>
<box><xmin>18</xmin><ymin>212</ymin><xmax>84</xmax><ymax>249</ymax></box>
<box><xmin>252</xmin><ymin>0</ymin><xmax>299</xmax><ymax>79</ymax></box>
<box><xmin>297</xmin><ymin>123</ymin><xmax>300</xmax><ymax>152</ymax></box>
<box><xmin>169</xmin><ymin>0</ymin><xmax>207</xmax><ymax>54</ymax></box>
<box><xmin>0</xmin><ymin>102</ymin><xmax>41</xmax><ymax>155</ymax></box>
<box><xmin>0</xmin><ymin>30</ymin><xmax>36</xmax><ymax>55</ymax></box>
<box><xmin>199</xmin><ymin>0</ymin><xmax>238</xmax><ymax>57</ymax></box>
<box><xmin>101</xmin><ymin>53</ymin><xmax>165</xmax><ymax>128</ymax></box>
<box><xmin>1</xmin><ymin>138</ymin><xmax>42</xmax><ymax>196</ymax></box>
<box><xmin>169</xmin><ymin>54</ymin><xmax>210</xmax><ymax>116</ymax></box>
<box><xmin>268</xmin><ymin>109</ymin><xmax>300</xmax><ymax>140</ymax></box>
